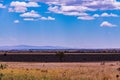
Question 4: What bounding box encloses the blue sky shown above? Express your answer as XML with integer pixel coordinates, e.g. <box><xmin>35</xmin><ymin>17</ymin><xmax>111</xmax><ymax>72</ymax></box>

<box><xmin>0</xmin><ymin>0</ymin><xmax>120</xmax><ymax>48</ymax></box>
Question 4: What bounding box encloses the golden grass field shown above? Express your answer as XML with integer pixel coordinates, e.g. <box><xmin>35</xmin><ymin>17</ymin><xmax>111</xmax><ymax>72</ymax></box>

<box><xmin>0</xmin><ymin>62</ymin><xmax>120</xmax><ymax>80</ymax></box>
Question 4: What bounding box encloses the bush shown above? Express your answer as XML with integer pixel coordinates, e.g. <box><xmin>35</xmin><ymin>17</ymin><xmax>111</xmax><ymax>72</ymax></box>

<box><xmin>0</xmin><ymin>64</ymin><xmax>8</xmax><ymax>69</ymax></box>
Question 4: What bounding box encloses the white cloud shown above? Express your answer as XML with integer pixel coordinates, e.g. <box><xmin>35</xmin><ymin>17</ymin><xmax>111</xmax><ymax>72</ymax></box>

<box><xmin>14</xmin><ymin>20</ymin><xmax>19</xmax><ymax>23</ymax></box>
<box><xmin>9</xmin><ymin>7</ymin><xmax>27</xmax><ymax>13</ymax></box>
<box><xmin>82</xmin><ymin>0</ymin><xmax>120</xmax><ymax>10</ymax></box>
<box><xmin>92</xmin><ymin>13</ymin><xmax>119</xmax><ymax>19</ymax></box>
<box><xmin>100</xmin><ymin>21</ymin><xmax>117</xmax><ymax>27</ymax></box>
<box><xmin>93</xmin><ymin>14</ymin><xmax>100</xmax><ymax>17</ymax></box>
<box><xmin>20</xmin><ymin>10</ymin><xmax>41</xmax><ymax>17</ymax></box>
<box><xmin>35</xmin><ymin>0</ymin><xmax>120</xmax><ymax>10</ymax></box>
<box><xmin>48</xmin><ymin>6</ymin><xmax>89</xmax><ymax>16</ymax></box>
<box><xmin>10</xmin><ymin>1</ymin><xmax>40</xmax><ymax>7</ymax></box>
<box><xmin>63</xmin><ymin>12</ymin><xmax>88</xmax><ymax>16</ymax></box>
<box><xmin>8</xmin><ymin>8</ymin><xmax>14</xmax><ymax>12</ymax></box>
<box><xmin>23</xmin><ymin>16</ymin><xmax>55</xmax><ymax>21</ymax></box>
<box><xmin>10</xmin><ymin>1</ymin><xmax>26</xmax><ymax>7</ymax></box>
<box><xmin>40</xmin><ymin>16</ymin><xmax>55</xmax><ymax>20</ymax></box>
<box><xmin>101</xmin><ymin>13</ymin><xmax>118</xmax><ymax>17</ymax></box>
<box><xmin>61</xmin><ymin>5</ymin><xmax>95</xmax><ymax>12</ymax></box>
<box><xmin>48</xmin><ymin>6</ymin><xmax>61</xmax><ymax>13</ymax></box>
<box><xmin>0</xmin><ymin>3</ymin><xmax>5</xmax><ymax>8</ymax></box>
<box><xmin>20</xmin><ymin>11</ymin><xmax>55</xmax><ymax>21</ymax></box>
<box><xmin>8</xmin><ymin>0</ymin><xmax>120</xmax><ymax>21</ymax></box>
<box><xmin>77</xmin><ymin>16</ymin><xmax>95</xmax><ymax>20</ymax></box>
<box><xmin>47</xmin><ymin>16</ymin><xmax>55</xmax><ymax>20</ymax></box>
<box><xmin>27</xmin><ymin>2</ymin><xmax>40</xmax><ymax>7</ymax></box>
<box><xmin>9</xmin><ymin>1</ymin><xmax>40</xmax><ymax>13</ymax></box>
<box><xmin>33</xmin><ymin>0</ymin><xmax>120</xmax><ymax>20</ymax></box>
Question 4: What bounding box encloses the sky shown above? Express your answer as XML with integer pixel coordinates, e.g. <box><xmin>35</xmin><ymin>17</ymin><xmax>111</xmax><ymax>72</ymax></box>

<box><xmin>0</xmin><ymin>0</ymin><xmax>120</xmax><ymax>48</ymax></box>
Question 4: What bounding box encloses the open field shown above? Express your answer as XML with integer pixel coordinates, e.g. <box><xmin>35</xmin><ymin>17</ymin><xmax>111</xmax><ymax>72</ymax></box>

<box><xmin>0</xmin><ymin>62</ymin><xmax>120</xmax><ymax>80</ymax></box>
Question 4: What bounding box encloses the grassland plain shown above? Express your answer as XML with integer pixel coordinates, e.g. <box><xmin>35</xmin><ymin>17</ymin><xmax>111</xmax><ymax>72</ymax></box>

<box><xmin>0</xmin><ymin>62</ymin><xmax>120</xmax><ymax>80</ymax></box>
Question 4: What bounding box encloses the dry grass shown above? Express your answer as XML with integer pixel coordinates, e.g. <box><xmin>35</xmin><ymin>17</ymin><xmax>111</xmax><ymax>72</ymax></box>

<box><xmin>0</xmin><ymin>62</ymin><xmax>120</xmax><ymax>80</ymax></box>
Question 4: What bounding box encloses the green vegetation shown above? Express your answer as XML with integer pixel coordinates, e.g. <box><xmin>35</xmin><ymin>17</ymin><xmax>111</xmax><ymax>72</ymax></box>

<box><xmin>0</xmin><ymin>72</ymin><xmax>93</xmax><ymax>80</ymax></box>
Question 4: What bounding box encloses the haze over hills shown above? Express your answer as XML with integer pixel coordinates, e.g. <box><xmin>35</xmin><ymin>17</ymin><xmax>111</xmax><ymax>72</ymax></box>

<box><xmin>0</xmin><ymin>45</ymin><xmax>69</xmax><ymax>50</ymax></box>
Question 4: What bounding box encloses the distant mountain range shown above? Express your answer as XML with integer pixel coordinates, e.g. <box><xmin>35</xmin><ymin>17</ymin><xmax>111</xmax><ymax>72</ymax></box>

<box><xmin>0</xmin><ymin>45</ymin><xmax>69</xmax><ymax>50</ymax></box>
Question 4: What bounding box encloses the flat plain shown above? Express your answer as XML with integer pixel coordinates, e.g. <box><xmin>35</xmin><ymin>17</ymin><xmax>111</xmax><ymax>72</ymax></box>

<box><xmin>0</xmin><ymin>52</ymin><xmax>120</xmax><ymax>80</ymax></box>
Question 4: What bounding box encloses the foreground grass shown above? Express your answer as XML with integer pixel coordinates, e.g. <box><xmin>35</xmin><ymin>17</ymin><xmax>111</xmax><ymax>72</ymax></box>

<box><xmin>0</xmin><ymin>63</ymin><xmax>120</xmax><ymax>80</ymax></box>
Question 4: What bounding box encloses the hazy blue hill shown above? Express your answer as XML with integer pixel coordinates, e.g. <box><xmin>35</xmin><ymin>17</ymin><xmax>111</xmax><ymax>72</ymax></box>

<box><xmin>0</xmin><ymin>45</ymin><xmax>68</xmax><ymax>50</ymax></box>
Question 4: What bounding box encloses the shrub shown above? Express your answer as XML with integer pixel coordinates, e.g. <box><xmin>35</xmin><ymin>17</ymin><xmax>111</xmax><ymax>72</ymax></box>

<box><xmin>0</xmin><ymin>64</ymin><xmax>8</xmax><ymax>69</ymax></box>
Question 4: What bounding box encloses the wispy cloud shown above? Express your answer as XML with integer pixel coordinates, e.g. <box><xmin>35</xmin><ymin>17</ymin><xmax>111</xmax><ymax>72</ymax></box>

<box><xmin>93</xmin><ymin>13</ymin><xmax>119</xmax><ymax>18</ymax></box>
<box><xmin>14</xmin><ymin>20</ymin><xmax>19</xmax><ymax>23</ymax></box>
<box><xmin>40</xmin><ymin>16</ymin><xmax>55</xmax><ymax>20</ymax></box>
<box><xmin>100</xmin><ymin>21</ymin><xmax>117</xmax><ymax>27</ymax></box>
<box><xmin>93</xmin><ymin>14</ymin><xmax>100</xmax><ymax>17</ymax></box>
<box><xmin>101</xmin><ymin>13</ymin><xmax>118</xmax><ymax>17</ymax></box>
<box><xmin>20</xmin><ymin>10</ymin><xmax>41</xmax><ymax>17</ymax></box>
<box><xmin>77</xmin><ymin>16</ymin><xmax>95</xmax><ymax>20</ymax></box>
<box><xmin>10</xmin><ymin>1</ymin><xmax>40</xmax><ymax>7</ymax></box>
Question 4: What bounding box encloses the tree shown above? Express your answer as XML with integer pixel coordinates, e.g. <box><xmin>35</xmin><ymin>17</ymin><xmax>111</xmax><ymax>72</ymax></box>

<box><xmin>56</xmin><ymin>52</ymin><xmax>64</xmax><ymax>62</ymax></box>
